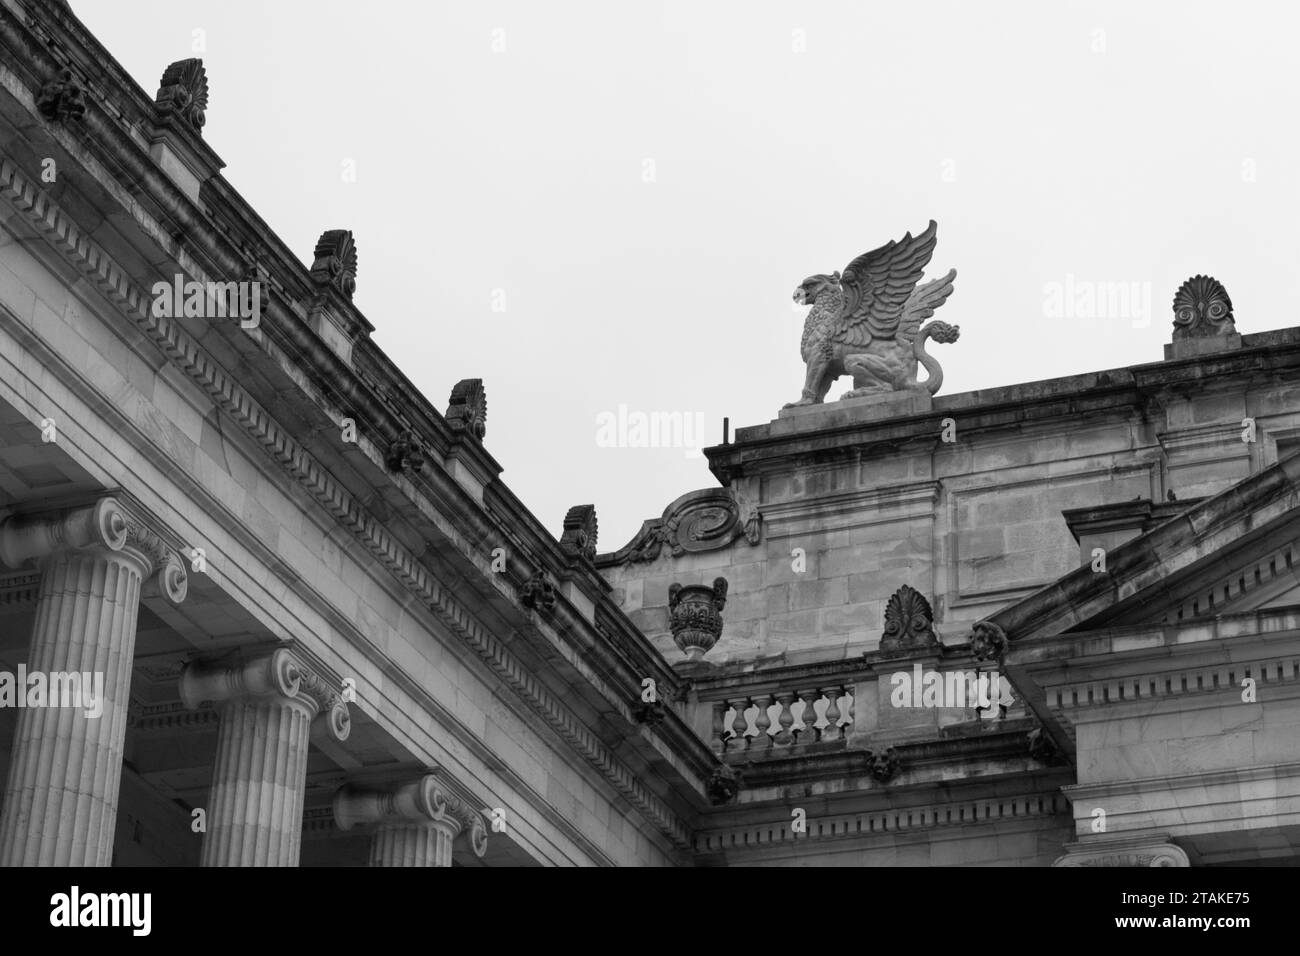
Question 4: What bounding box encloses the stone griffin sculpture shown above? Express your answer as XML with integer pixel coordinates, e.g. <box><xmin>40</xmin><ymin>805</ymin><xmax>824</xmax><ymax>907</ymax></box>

<box><xmin>785</xmin><ymin>220</ymin><xmax>959</xmax><ymax>407</ymax></box>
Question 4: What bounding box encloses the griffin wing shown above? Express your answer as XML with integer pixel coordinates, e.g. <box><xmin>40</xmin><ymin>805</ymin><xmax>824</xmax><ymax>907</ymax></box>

<box><xmin>833</xmin><ymin>220</ymin><xmax>938</xmax><ymax>348</ymax></box>
<box><xmin>897</xmin><ymin>268</ymin><xmax>957</xmax><ymax>346</ymax></box>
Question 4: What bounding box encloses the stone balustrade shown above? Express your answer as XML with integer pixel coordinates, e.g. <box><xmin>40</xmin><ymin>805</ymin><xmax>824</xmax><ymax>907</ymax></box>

<box><xmin>713</xmin><ymin>686</ymin><xmax>855</xmax><ymax>753</ymax></box>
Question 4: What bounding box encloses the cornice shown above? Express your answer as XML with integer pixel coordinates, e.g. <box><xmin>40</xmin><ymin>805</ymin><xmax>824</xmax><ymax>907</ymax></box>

<box><xmin>709</xmin><ymin>331</ymin><xmax>1300</xmax><ymax>484</ymax></box>
<box><xmin>0</xmin><ymin>149</ymin><xmax>696</xmax><ymax>849</ymax></box>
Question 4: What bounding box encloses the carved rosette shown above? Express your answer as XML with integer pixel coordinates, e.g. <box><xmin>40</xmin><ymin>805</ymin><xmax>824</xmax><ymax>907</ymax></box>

<box><xmin>446</xmin><ymin>378</ymin><xmax>487</xmax><ymax>440</ymax></box>
<box><xmin>668</xmin><ymin>577</ymin><xmax>728</xmax><ymax>660</ymax></box>
<box><xmin>969</xmin><ymin>620</ymin><xmax>1007</xmax><ymax>662</ymax></box>
<box><xmin>309</xmin><ymin>229</ymin><xmax>358</xmax><ymax>300</ymax></box>
<box><xmin>880</xmin><ymin>585</ymin><xmax>937</xmax><ymax>652</ymax></box>
<box><xmin>179</xmin><ymin>646</ymin><xmax>351</xmax><ymax>741</ymax></box>
<box><xmin>37</xmin><ymin>67</ymin><xmax>87</xmax><ymax>122</ymax></box>
<box><xmin>560</xmin><ymin>504</ymin><xmax>597</xmax><ymax>561</ymax></box>
<box><xmin>1171</xmin><ymin>275</ymin><xmax>1235</xmax><ymax>339</ymax></box>
<box><xmin>0</xmin><ymin>497</ymin><xmax>187</xmax><ymax>603</ymax></box>
<box><xmin>520</xmin><ymin>571</ymin><xmax>557</xmax><ymax>614</ymax></box>
<box><xmin>867</xmin><ymin>748</ymin><xmax>900</xmax><ymax>783</ymax></box>
<box><xmin>611</xmin><ymin>488</ymin><xmax>760</xmax><ymax>565</ymax></box>
<box><xmin>707</xmin><ymin>764</ymin><xmax>741</xmax><ymax>806</ymax></box>
<box><xmin>155</xmin><ymin>58</ymin><xmax>209</xmax><ymax>130</ymax></box>
<box><xmin>386</xmin><ymin>431</ymin><xmax>426</xmax><ymax>474</ymax></box>
<box><xmin>333</xmin><ymin>773</ymin><xmax>488</xmax><ymax>858</ymax></box>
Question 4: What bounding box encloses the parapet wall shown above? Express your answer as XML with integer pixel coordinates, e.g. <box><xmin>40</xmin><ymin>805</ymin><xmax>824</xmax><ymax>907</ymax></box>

<box><xmin>598</xmin><ymin>327</ymin><xmax>1300</xmax><ymax>665</ymax></box>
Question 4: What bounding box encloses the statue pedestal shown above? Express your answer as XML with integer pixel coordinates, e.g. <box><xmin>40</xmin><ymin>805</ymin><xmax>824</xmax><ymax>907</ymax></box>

<box><xmin>770</xmin><ymin>391</ymin><xmax>933</xmax><ymax>436</ymax></box>
<box><xmin>1164</xmin><ymin>333</ymin><xmax>1241</xmax><ymax>360</ymax></box>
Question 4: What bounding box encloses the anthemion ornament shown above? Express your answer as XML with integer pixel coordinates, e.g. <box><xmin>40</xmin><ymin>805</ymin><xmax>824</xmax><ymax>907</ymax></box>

<box><xmin>155</xmin><ymin>58</ymin><xmax>209</xmax><ymax>131</ymax></box>
<box><xmin>879</xmin><ymin>584</ymin><xmax>938</xmax><ymax>653</ymax></box>
<box><xmin>1171</xmin><ymin>275</ymin><xmax>1235</xmax><ymax>339</ymax></box>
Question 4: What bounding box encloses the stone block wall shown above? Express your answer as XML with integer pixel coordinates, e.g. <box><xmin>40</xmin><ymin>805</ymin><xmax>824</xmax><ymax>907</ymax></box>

<box><xmin>601</xmin><ymin>332</ymin><xmax>1300</xmax><ymax>665</ymax></box>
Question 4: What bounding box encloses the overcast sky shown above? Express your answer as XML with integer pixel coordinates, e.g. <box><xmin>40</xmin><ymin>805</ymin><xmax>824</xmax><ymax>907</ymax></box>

<box><xmin>77</xmin><ymin>1</ymin><xmax>1300</xmax><ymax>550</ymax></box>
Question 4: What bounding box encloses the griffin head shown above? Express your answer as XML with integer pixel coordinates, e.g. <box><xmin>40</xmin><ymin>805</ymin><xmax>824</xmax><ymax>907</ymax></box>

<box><xmin>793</xmin><ymin>271</ymin><xmax>840</xmax><ymax>305</ymax></box>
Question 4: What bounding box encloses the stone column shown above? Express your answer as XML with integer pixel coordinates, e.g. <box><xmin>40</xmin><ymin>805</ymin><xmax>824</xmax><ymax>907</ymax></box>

<box><xmin>334</xmin><ymin>773</ymin><xmax>488</xmax><ymax>866</ymax></box>
<box><xmin>0</xmin><ymin>497</ymin><xmax>187</xmax><ymax>866</ymax></box>
<box><xmin>181</xmin><ymin>647</ymin><xmax>350</xmax><ymax>866</ymax></box>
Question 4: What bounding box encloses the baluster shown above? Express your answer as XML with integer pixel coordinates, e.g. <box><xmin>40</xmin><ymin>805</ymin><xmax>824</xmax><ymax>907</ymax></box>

<box><xmin>732</xmin><ymin>697</ymin><xmax>751</xmax><ymax>750</ymax></box>
<box><xmin>846</xmin><ymin>687</ymin><xmax>856</xmax><ymax>732</ymax></box>
<box><xmin>804</xmin><ymin>689</ymin><xmax>823</xmax><ymax>743</ymax></box>
<box><xmin>754</xmin><ymin>695</ymin><xmax>773</xmax><ymax>750</ymax></box>
<box><xmin>714</xmin><ymin>701</ymin><xmax>728</xmax><ymax>753</ymax></box>
<box><xmin>824</xmin><ymin>687</ymin><xmax>842</xmax><ymax>739</ymax></box>
<box><xmin>775</xmin><ymin>692</ymin><xmax>795</xmax><ymax>746</ymax></box>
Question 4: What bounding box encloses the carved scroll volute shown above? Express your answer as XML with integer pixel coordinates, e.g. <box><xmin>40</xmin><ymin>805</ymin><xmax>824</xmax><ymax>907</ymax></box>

<box><xmin>0</xmin><ymin>497</ymin><xmax>187</xmax><ymax>604</ymax></box>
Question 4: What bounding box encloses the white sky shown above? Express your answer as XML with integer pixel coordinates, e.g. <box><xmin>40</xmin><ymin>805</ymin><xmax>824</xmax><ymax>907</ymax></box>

<box><xmin>75</xmin><ymin>1</ymin><xmax>1300</xmax><ymax>550</ymax></box>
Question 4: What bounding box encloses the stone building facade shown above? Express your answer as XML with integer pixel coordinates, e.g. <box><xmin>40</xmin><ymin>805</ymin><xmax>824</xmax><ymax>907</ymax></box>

<box><xmin>1</xmin><ymin>0</ymin><xmax>1297</xmax><ymax>866</ymax></box>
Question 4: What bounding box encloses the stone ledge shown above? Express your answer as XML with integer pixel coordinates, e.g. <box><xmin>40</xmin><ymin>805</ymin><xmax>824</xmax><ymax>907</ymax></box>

<box><xmin>766</xmin><ymin>391</ymin><xmax>934</xmax><ymax>437</ymax></box>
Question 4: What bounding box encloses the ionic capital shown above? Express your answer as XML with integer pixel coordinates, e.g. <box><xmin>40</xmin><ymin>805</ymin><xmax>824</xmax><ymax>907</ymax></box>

<box><xmin>180</xmin><ymin>647</ymin><xmax>350</xmax><ymax>741</ymax></box>
<box><xmin>333</xmin><ymin>773</ymin><xmax>488</xmax><ymax>857</ymax></box>
<box><xmin>0</xmin><ymin>496</ymin><xmax>187</xmax><ymax>602</ymax></box>
<box><xmin>1053</xmin><ymin>835</ymin><xmax>1189</xmax><ymax>867</ymax></box>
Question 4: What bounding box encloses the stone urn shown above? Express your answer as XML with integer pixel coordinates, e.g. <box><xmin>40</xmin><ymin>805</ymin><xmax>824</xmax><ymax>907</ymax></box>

<box><xmin>668</xmin><ymin>577</ymin><xmax>728</xmax><ymax>660</ymax></box>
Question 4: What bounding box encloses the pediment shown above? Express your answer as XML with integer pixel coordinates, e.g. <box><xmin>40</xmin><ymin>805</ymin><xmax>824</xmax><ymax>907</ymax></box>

<box><xmin>1099</xmin><ymin>526</ymin><xmax>1300</xmax><ymax>629</ymax></box>
<box><xmin>983</xmin><ymin>452</ymin><xmax>1300</xmax><ymax>644</ymax></box>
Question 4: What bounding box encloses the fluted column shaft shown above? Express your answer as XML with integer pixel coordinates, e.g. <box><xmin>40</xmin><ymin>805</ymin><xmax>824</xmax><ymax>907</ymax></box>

<box><xmin>0</xmin><ymin>497</ymin><xmax>185</xmax><ymax>867</ymax></box>
<box><xmin>0</xmin><ymin>547</ymin><xmax>145</xmax><ymax>865</ymax></box>
<box><xmin>202</xmin><ymin>694</ymin><xmax>314</xmax><ymax>866</ymax></box>
<box><xmin>370</xmin><ymin>821</ymin><xmax>457</xmax><ymax>867</ymax></box>
<box><xmin>182</xmin><ymin>647</ymin><xmax>350</xmax><ymax>867</ymax></box>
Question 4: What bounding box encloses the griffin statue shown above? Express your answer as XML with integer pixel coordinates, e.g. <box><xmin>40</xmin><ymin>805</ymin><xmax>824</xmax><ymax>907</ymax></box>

<box><xmin>785</xmin><ymin>220</ymin><xmax>959</xmax><ymax>408</ymax></box>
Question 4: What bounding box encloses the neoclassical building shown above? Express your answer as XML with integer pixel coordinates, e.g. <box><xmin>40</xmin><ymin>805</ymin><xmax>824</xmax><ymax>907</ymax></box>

<box><xmin>1</xmin><ymin>0</ymin><xmax>1298</xmax><ymax>867</ymax></box>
